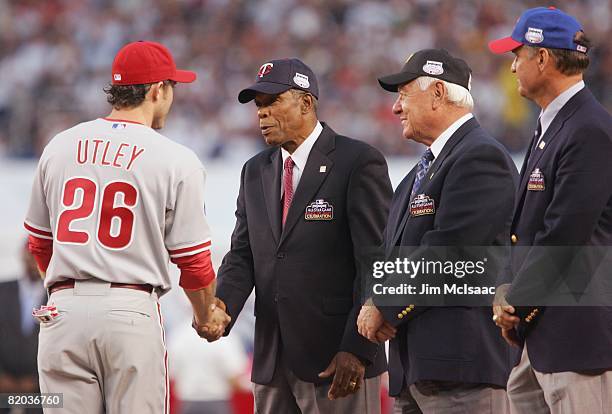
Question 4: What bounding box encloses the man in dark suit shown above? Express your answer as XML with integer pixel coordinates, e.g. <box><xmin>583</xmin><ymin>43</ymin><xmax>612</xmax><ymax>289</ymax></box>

<box><xmin>0</xmin><ymin>242</ymin><xmax>45</xmax><ymax>414</ymax></box>
<box><xmin>489</xmin><ymin>7</ymin><xmax>612</xmax><ymax>413</ymax></box>
<box><xmin>214</xmin><ymin>58</ymin><xmax>392</xmax><ymax>413</ymax></box>
<box><xmin>357</xmin><ymin>49</ymin><xmax>517</xmax><ymax>413</ymax></box>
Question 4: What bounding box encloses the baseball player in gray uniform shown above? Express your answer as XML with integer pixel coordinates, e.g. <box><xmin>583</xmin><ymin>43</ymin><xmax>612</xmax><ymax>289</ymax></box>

<box><xmin>24</xmin><ymin>41</ymin><xmax>229</xmax><ymax>413</ymax></box>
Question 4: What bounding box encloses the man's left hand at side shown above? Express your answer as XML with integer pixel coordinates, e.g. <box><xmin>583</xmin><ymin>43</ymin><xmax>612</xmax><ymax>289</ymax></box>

<box><xmin>318</xmin><ymin>351</ymin><xmax>365</xmax><ymax>400</ymax></box>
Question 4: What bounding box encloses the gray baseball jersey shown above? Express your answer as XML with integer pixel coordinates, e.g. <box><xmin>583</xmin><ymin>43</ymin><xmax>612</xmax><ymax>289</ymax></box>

<box><xmin>25</xmin><ymin>117</ymin><xmax>212</xmax><ymax>293</ymax></box>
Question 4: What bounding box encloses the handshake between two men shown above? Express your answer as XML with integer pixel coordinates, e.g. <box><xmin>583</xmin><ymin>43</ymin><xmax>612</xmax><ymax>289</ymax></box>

<box><xmin>183</xmin><ymin>281</ymin><xmax>232</xmax><ymax>342</ymax></box>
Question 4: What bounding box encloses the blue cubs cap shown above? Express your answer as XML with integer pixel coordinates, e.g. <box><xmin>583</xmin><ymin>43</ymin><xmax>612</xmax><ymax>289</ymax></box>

<box><xmin>238</xmin><ymin>58</ymin><xmax>319</xmax><ymax>103</ymax></box>
<box><xmin>489</xmin><ymin>7</ymin><xmax>588</xmax><ymax>54</ymax></box>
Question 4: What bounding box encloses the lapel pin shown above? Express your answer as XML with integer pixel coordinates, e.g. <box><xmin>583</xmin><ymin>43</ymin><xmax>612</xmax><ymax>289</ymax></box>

<box><xmin>319</xmin><ymin>166</ymin><xmax>326</xmax><ymax>173</ymax></box>
<box><xmin>538</xmin><ymin>141</ymin><xmax>546</xmax><ymax>150</ymax></box>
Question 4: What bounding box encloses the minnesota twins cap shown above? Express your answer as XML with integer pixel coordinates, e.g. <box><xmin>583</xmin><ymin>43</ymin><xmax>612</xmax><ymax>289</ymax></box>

<box><xmin>111</xmin><ymin>41</ymin><xmax>196</xmax><ymax>85</ymax></box>
<box><xmin>488</xmin><ymin>7</ymin><xmax>588</xmax><ymax>54</ymax></box>
<box><xmin>238</xmin><ymin>58</ymin><xmax>319</xmax><ymax>104</ymax></box>
<box><xmin>378</xmin><ymin>48</ymin><xmax>472</xmax><ymax>92</ymax></box>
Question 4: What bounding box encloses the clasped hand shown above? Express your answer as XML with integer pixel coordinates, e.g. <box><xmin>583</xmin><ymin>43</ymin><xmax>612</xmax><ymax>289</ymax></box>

<box><xmin>492</xmin><ymin>284</ymin><xmax>520</xmax><ymax>347</ymax></box>
<box><xmin>192</xmin><ymin>298</ymin><xmax>231</xmax><ymax>342</ymax></box>
<box><xmin>357</xmin><ymin>300</ymin><xmax>396</xmax><ymax>344</ymax></box>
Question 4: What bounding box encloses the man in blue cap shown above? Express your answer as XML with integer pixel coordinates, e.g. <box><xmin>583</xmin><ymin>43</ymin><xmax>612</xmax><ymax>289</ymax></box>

<box><xmin>214</xmin><ymin>58</ymin><xmax>392</xmax><ymax>413</ymax></box>
<box><xmin>490</xmin><ymin>7</ymin><xmax>612</xmax><ymax>413</ymax></box>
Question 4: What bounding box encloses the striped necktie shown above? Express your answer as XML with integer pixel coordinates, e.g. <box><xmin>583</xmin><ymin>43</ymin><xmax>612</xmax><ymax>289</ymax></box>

<box><xmin>282</xmin><ymin>157</ymin><xmax>295</xmax><ymax>226</ymax></box>
<box><xmin>411</xmin><ymin>148</ymin><xmax>434</xmax><ymax>199</ymax></box>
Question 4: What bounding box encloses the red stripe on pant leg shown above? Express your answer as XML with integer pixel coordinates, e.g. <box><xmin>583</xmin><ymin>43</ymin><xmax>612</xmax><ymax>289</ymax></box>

<box><xmin>156</xmin><ymin>302</ymin><xmax>169</xmax><ymax>414</ymax></box>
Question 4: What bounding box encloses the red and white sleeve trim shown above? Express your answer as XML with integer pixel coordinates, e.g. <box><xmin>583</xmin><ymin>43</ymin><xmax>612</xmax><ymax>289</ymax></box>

<box><xmin>168</xmin><ymin>239</ymin><xmax>211</xmax><ymax>258</ymax></box>
<box><xmin>24</xmin><ymin>221</ymin><xmax>53</xmax><ymax>240</ymax></box>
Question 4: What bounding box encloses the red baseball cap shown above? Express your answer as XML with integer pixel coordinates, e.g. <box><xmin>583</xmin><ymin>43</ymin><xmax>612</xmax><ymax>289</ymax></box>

<box><xmin>111</xmin><ymin>41</ymin><xmax>196</xmax><ymax>85</ymax></box>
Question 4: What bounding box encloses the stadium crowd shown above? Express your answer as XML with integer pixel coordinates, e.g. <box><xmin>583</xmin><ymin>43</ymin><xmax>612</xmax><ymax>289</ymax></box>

<box><xmin>2</xmin><ymin>1</ymin><xmax>612</xmax><ymax>413</ymax></box>
<box><xmin>0</xmin><ymin>0</ymin><xmax>610</xmax><ymax>160</ymax></box>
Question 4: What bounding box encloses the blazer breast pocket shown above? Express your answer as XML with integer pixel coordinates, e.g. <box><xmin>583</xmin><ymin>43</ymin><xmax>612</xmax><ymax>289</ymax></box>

<box><xmin>409</xmin><ymin>194</ymin><xmax>436</xmax><ymax>218</ymax></box>
<box><xmin>304</xmin><ymin>197</ymin><xmax>336</xmax><ymax>222</ymax></box>
<box><xmin>527</xmin><ymin>166</ymin><xmax>547</xmax><ymax>192</ymax></box>
<box><xmin>322</xmin><ymin>297</ymin><xmax>353</xmax><ymax>315</ymax></box>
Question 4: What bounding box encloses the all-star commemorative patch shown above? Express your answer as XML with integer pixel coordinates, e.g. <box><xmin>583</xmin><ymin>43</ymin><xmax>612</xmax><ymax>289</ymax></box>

<box><xmin>410</xmin><ymin>194</ymin><xmax>435</xmax><ymax>217</ymax></box>
<box><xmin>305</xmin><ymin>199</ymin><xmax>334</xmax><ymax>220</ymax></box>
<box><xmin>528</xmin><ymin>168</ymin><xmax>545</xmax><ymax>191</ymax></box>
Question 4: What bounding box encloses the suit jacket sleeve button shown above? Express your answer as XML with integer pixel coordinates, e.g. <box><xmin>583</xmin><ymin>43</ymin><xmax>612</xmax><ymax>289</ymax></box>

<box><xmin>511</xmin><ymin>234</ymin><xmax>518</xmax><ymax>244</ymax></box>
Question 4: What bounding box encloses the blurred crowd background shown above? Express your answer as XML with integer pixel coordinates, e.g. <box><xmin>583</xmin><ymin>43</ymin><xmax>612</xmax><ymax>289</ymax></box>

<box><xmin>1</xmin><ymin>0</ymin><xmax>611</xmax><ymax>161</ymax></box>
<box><xmin>1</xmin><ymin>0</ymin><xmax>611</xmax><ymax>413</ymax></box>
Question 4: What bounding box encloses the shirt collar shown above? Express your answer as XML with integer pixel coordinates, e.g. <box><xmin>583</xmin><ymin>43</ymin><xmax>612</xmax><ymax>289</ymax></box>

<box><xmin>540</xmin><ymin>80</ymin><xmax>585</xmax><ymax>136</ymax></box>
<box><xmin>281</xmin><ymin>121</ymin><xmax>323</xmax><ymax>172</ymax></box>
<box><xmin>429</xmin><ymin>113</ymin><xmax>473</xmax><ymax>158</ymax></box>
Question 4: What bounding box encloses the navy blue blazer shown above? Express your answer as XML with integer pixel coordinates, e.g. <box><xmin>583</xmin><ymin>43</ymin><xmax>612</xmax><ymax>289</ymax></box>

<box><xmin>378</xmin><ymin>117</ymin><xmax>518</xmax><ymax>396</ymax></box>
<box><xmin>506</xmin><ymin>87</ymin><xmax>612</xmax><ymax>373</ymax></box>
<box><xmin>216</xmin><ymin>123</ymin><xmax>392</xmax><ymax>384</ymax></box>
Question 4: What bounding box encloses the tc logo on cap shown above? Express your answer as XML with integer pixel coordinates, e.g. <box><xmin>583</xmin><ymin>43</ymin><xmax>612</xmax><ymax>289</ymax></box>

<box><xmin>525</xmin><ymin>27</ymin><xmax>544</xmax><ymax>44</ymax></box>
<box><xmin>258</xmin><ymin>63</ymin><xmax>274</xmax><ymax>78</ymax></box>
<box><xmin>293</xmin><ymin>73</ymin><xmax>310</xmax><ymax>88</ymax></box>
<box><xmin>422</xmin><ymin>60</ymin><xmax>444</xmax><ymax>75</ymax></box>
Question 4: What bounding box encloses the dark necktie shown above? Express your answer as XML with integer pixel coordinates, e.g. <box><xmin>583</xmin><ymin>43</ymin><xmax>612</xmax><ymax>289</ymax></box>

<box><xmin>527</xmin><ymin>118</ymin><xmax>542</xmax><ymax>165</ymax></box>
<box><xmin>282</xmin><ymin>157</ymin><xmax>295</xmax><ymax>226</ymax></box>
<box><xmin>411</xmin><ymin>148</ymin><xmax>435</xmax><ymax>199</ymax></box>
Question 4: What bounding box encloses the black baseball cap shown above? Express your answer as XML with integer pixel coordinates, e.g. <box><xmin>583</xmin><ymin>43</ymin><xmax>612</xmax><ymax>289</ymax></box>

<box><xmin>378</xmin><ymin>49</ymin><xmax>472</xmax><ymax>92</ymax></box>
<box><xmin>238</xmin><ymin>58</ymin><xmax>319</xmax><ymax>104</ymax></box>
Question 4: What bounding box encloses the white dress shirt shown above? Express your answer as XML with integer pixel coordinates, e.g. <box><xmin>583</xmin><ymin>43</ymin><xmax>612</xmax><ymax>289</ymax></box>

<box><xmin>429</xmin><ymin>113</ymin><xmax>474</xmax><ymax>159</ymax></box>
<box><xmin>280</xmin><ymin>121</ymin><xmax>323</xmax><ymax>198</ymax></box>
<box><xmin>538</xmin><ymin>80</ymin><xmax>584</xmax><ymax>141</ymax></box>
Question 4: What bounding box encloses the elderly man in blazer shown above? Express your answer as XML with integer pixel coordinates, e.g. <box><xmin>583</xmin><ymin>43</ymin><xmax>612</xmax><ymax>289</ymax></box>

<box><xmin>357</xmin><ymin>49</ymin><xmax>518</xmax><ymax>414</ymax></box>
<box><xmin>489</xmin><ymin>7</ymin><xmax>612</xmax><ymax>414</ymax></box>
<box><xmin>214</xmin><ymin>58</ymin><xmax>392</xmax><ymax>413</ymax></box>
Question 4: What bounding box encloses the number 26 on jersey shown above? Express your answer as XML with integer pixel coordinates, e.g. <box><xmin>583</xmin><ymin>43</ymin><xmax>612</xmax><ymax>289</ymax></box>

<box><xmin>56</xmin><ymin>177</ymin><xmax>138</xmax><ymax>250</ymax></box>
